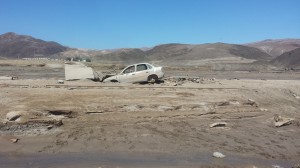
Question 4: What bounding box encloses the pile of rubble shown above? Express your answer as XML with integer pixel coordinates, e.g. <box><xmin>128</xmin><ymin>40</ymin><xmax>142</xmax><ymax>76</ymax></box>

<box><xmin>163</xmin><ymin>77</ymin><xmax>218</xmax><ymax>86</ymax></box>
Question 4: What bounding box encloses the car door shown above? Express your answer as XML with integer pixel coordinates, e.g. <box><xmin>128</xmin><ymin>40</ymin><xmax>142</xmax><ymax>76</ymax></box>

<box><xmin>118</xmin><ymin>65</ymin><xmax>137</xmax><ymax>83</ymax></box>
<box><xmin>134</xmin><ymin>64</ymin><xmax>150</xmax><ymax>82</ymax></box>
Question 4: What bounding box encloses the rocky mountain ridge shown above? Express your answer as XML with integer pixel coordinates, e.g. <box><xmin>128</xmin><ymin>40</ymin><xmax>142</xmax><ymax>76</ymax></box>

<box><xmin>1</xmin><ymin>32</ymin><xmax>299</xmax><ymax>67</ymax></box>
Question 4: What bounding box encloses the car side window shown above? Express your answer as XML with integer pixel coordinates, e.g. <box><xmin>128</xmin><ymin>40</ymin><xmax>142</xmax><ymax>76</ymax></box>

<box><xmin>147</xmin><ymin>64</ymin><xmax>153</xmax><ymax>69</ymax></box>
<box><xmin>123</xmin><ymin>66</ymin><xmax>135</xmax><ymax>74</ymax></box>
<box><xmin>136</xmin><ymin>64</ymin><xmax>148</xmax><ymax>72</ymax></box>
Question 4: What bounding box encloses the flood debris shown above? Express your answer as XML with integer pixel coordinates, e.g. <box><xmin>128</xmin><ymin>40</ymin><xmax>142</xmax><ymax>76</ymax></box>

<box><xmin>65</xmin><ymin>62</ymin><xmax>95</xmax><ymax>81</ymax></box>
<box><xmin>210</xmin><ymin>122</ymin><xmax>227</xmax><ymax>128</ymax></box>
<box><xmin>164</xmin><ymin>77</ymin><xmax>219</xmax><ymax>86</ymax></box>
<box><xmin>273</xmin><ymin>114</ymin><xmax>294</xmax><ymax>127</ymax></box>
<box><xmin>213</xmin><ymin>152</ymin><xmax>226</xmax><ymax>158</ymax></box>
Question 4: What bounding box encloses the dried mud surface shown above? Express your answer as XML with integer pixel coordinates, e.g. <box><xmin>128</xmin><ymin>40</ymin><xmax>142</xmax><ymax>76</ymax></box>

<box><xmin>0</xmin><ymin>61</ymin><xmax>300</xmax><ymax>167</ymax></box>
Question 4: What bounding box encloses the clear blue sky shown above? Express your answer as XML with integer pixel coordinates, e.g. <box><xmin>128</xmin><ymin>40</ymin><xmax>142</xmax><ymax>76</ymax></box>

<box><xmin>1</xmin><ymin>0</ymin><xmax>299</xmax><ymax>49</ymax></box>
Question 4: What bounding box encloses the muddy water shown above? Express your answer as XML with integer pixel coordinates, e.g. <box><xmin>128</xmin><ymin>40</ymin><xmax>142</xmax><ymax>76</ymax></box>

<box><xmin>0</xmin><ymin>151</ymin><xmax>295</xmax><ymax>168</ymax></box>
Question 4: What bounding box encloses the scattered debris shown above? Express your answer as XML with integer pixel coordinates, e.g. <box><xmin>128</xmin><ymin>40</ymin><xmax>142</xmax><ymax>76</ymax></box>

<box><xmin>213</xmin><ymin>152</ymin><xmax>226</xmax><ymax>158</ymax></box>
<box><xmin>0</xmin><ymin>119</ymin><xmax>63</xmax><ymax>135</ymax></box>
<box><xmin>273</xmin><ymin>114</ymin><xmax>294</xmax><ymax>127</ymax></box>
<box><xmin>163</xmin><ymin>77</ymin><xmax>219</xmax><ymax>86</ymax></box>
<box><xmin>10</xmin><ymin>138</ymin><xmax>19</xmax><ymax>143</ymax></box>
<box><xmin>210</xmin><ymin>122</ymin><xmax>227</xmax><ymax>128</ymax></box>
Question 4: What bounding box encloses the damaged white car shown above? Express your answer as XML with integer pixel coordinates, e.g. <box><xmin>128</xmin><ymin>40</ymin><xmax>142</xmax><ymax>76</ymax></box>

<box><xmin>103</xmin><ymin>63</ymin><xmax>164</xmax><ymax>83</ymax></box>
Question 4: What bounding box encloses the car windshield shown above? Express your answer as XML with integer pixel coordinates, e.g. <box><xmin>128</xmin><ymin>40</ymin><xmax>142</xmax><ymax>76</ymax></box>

<box><xmin>123</xmin><ymin>65</ymin><xmax>135</xmax><ymax>74</ymax></box>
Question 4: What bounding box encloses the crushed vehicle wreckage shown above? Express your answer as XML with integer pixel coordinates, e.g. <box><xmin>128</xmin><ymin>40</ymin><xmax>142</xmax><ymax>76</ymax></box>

<box><xmin>100</xmin><ymin>63</ymin><xmax>164</xmax><ymax>83</ymax></box>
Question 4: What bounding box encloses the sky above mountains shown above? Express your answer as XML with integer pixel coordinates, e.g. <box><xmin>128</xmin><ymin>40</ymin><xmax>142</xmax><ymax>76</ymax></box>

<box><xmin>1</xmin><ymin>0</ymin><xmax>299</xmax><ymax>49</ymax></box>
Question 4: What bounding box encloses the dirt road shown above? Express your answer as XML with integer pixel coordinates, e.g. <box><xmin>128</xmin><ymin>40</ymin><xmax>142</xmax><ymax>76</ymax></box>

<box><xmin>0</xmin><ymin>78</ymin><xmax>300</xmax><ymax>167</ymax></box>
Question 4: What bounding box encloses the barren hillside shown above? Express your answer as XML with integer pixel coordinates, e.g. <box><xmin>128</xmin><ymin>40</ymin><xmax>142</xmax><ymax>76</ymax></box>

<box><xmin>91</xmin><ymin>43</ymin><xmax>271</xmax><ymax>66</ymax></box>
<box><xmin>271</xmin><ymin>48</ymin><xmax>300</xmax><ymax>68</ymax></box>
<box><xmin>0</xmin><ymin>32</ymin><xmax>69</xmax><ymax>58</ymax></box>
<box><xmin>246</xmin><ymin>39</ymin><xmax>300</xmax><ymax>57</ymax></box>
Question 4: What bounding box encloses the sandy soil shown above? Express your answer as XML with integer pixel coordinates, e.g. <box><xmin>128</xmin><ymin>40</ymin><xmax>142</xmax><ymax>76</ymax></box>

<box><xmin>0</xmin><ymin>60</ymin><xmax>300</xmax><ymax>168</ymax></box>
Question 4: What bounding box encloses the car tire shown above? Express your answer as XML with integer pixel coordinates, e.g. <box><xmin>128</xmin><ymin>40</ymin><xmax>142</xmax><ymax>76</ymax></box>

<box><xmin>148</xmin><ymin>75</ymin><xmax>158</xmax><ymax>83</ymax></box>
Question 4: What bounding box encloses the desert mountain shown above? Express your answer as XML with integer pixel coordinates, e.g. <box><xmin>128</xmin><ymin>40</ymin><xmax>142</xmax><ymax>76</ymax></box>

<box><xmin>0</xmin><ymin>32</ymin><xmax>69</xmax><ymax>59</ymax></box>
<box><xmin>2</xmin><ymin>32</ymin><xmax>297</xmax><ymax>68</ymax></box>
<box><xmin>246</xmin><ymin>39</ymin><xmax>300</xmax><ymax>57</ymax></box>
<box><xmin>271</xmin><ymin>48</ymin><xmax>300</xmax><ymax>68</ymax></box>
<box><xmin>93</xmin><ymin>43</ymin><xmax>271</xmax><ymax>65</ymax></box>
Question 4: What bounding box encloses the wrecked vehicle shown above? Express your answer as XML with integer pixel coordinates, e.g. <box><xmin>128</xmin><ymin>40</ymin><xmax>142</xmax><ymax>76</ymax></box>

<box><xmin>103</xmin><ymin>63</ymin><xmax>164</xmax><ymax>83</ymax></box>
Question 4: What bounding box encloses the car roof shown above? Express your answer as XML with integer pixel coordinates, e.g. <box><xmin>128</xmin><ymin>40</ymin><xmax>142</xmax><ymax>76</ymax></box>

<box><xmin>126</xmin><ymin>63</ymin><xmax>152</xmax><ymax>66</ymax></box>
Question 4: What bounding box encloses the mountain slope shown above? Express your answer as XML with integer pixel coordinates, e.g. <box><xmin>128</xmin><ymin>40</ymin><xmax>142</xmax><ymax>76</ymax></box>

<box><xmin>0</xmin><ymin>32</ymin><xmax>69</xmax><ymax>58</ymax></box>
<box><xmin>271</xmin><ymin>48</ymin><xmax>300</xmax><ymax>67</ymax></box>
<box><xmin>246</xmin><ymin>39</ymin><xmax>300</xmax><ymax>57</ymax></box>
<box><xmin>91</xmin><ymin>43</ymin><xmax>271</xmax><ymax>65</ymax></box>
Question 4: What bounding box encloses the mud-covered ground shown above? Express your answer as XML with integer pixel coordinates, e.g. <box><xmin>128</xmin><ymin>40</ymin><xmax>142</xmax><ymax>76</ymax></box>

<box><xmin>0</xmin><ymin>60</ymin><xmax>300</xmax><ymax>168</ymax></box>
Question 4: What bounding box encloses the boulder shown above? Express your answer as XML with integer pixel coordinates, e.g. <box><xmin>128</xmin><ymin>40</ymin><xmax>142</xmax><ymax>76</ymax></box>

<box><xmin>6</xmin><ymin>111</ymin><xmax>23</xmax><ymax>121</ymax></box>
<box><xmin>213</xmin><ymin>152</ymin><xmax>226</xmax><ymax>158</ymax></box>
<box><xmin>274</xmin><ymin>115</ymin><xmax>294</xmax><ymax>127</ymax></box>
<box><xmin>210</xmin><ymin>122</ymin><xmax>227</xmax><ymax>128</ymax></box>
<box><xmin>10</xmin><ymin>138</ymin><xmax>19</xmax><ymax>143</ymax></box>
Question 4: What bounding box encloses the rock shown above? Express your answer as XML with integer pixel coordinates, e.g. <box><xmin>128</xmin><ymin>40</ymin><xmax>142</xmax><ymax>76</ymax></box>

<box><xmin>260</xmin><ymin>108</ymin><xmax>268</xmax><ymax>112</ymax></box>
<box><xmin>6</xmin><ymin>111</ymin><xmax>22</xmax><ymax>121</ymax></box>
<box><xmin>213</xmin><ymin>152</ymin><xmax>226</xmax><ymax>158</ymax></box>
<box><xmin>246</xmin><ymin>99</ymin><xmax>258</xmax><ymax>107</ymax></box>
<box><xmin>210</xmin><ymin>122</ymin><xmax>227</xmax><ymax>128</ymax></box>
<box><xmin>47</xmin><ymin>125</ymin><xmax>53</xmax><ymax>130</ymax></box>
<box><xmin>10</xmin><ymin>138</ymin><xmax>19</xmax><ymax>143</ymax></box>
<box><xmin>272</xmin><ymin>165</ymin><xmax>284</xmax><ymax>168</ymax></box>
<box><xmin>57</xmin><ymin>80</ymin><xmax>64</xmax><ymax>84</ymax></box>
<box><xmin>229</xmin><ymin>101</ymin><xmax>240</xmax><ymax>105</ymax></box>
<box><xmin>273</xmin><ymin>115</ymin><xmax>294</xmax><ymax>127</ymax></box>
